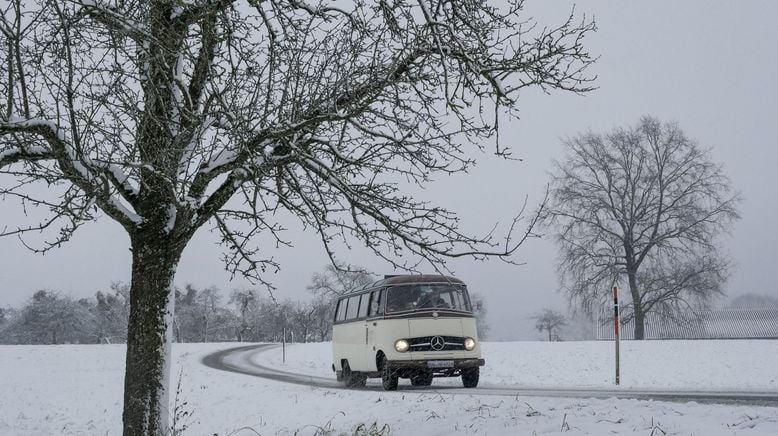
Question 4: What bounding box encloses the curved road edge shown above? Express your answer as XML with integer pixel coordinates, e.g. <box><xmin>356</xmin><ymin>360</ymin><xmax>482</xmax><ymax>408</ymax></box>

<box><xmin>202</xmin><ymin>344</ymin><xmax>778</xmax><ymax>407</ymax></box>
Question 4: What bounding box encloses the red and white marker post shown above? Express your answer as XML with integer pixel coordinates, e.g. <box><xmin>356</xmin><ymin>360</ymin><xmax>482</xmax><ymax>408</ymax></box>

<box><xmin>613</xmin><ymin>286</ymin><xmax>620</xmax><ymax>385</ymax></box>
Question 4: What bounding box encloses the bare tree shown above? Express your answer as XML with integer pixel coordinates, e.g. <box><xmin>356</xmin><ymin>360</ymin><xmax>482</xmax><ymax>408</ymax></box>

<box><xmin>0</xmin><ymin>306</ymin><xmax>18</xmax><ymax>344</ymax></box>
<box><xmin>293</xmin><ymin>301</ymin><xmax>317</xmax><ymax>343</ymax></box>
<box><xmin>10</xmin><ymin>290</ymin><xmax>92</xmax><ymax>344</ymax></box>
<box><xmin>175</xmin><ymin>284</ymin><xmax>231</xmax><ymax>341</ymax></box>
<box><xmin>1</xmin><ymin>0</ymin><xmax>596</xmax><ymax>432</ymax></box>
<box><xmin>308</xmin><ymin>263</ymin><xmax>375</xmax><ymax>296</ymax></box>
<box><xmin>194</xmin><ymin>286</ymin><xmax>221</xmax><ymax>342</ymax></box>
<box><xmin>308</xmin><ymin>293</ymin><xmax>333</xmax><ymax>341</ymax></box>
<box><xmin>532</xmin><ymin>308</ymin><xmax>566</xmax><ymax>341</ymax></box>
<box><xmin>544</xmin><ymin>117</ymin><xmax>740</xmax><ymax>339</ymax></box>
<box><xmin>306</xmin><ymin>263</ymin><xmax>375</xmax><ymax>340</ymax></box>
<box><xmin>470</xmin><ymin>292</ymin><xmax>490</xmax><ymax>340</ymax></box>
<box><xmin>94</xmin><ymin>282</ymin><xmax>130</xmax><ymax>343</ymax></box>
<box><xmin>727</xmin><ymin>293</ymin><xmax>778</xmax><ymax>309</ymax></box>
<box><xmin>229</xmin><ymin>288</ymin><xmax>259</xmax><ymax>342</ymax></box>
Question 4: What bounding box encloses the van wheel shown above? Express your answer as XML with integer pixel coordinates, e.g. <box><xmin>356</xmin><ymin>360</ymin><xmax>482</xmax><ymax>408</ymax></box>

<box><xmin>410</xmin><ymin>371</ymin><xmax>433</xmax><ymax>387</ymax></box>
<box><xmin>461</xmin><ymin>367</ymin><xmax>479</xmax><ymax>388</ymax></box>
<box><xmin>380</xmin><ymin>357</ymin><xmax>398</xmax><ymax>391</ymax></box>
<box><xmin>343</xmin><ymin>362</ymin><xmax>366</xmax><ymax>388</ymax></box>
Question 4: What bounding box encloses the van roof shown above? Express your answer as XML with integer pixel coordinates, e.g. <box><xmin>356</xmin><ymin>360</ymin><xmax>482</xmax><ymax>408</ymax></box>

<box><xmin>341</xmin><ymin>274</ymin><xmax>465</xmax><ymax>297</ymax></box>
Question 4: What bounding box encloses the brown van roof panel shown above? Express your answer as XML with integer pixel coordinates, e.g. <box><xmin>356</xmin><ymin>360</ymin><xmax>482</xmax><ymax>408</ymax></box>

<box><xmin>342</xmin><ymin>274</ymin><xmax>466</xmax><ymax>297</ymax></box>
<box><xmin>381</xmin><ymin>274</ymin><xmax>464</xmax><ymax>285</ymax></box>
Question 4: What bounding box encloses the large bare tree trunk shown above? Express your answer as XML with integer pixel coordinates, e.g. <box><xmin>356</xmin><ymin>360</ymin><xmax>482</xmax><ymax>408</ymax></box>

<box><xmin>627</xmin><ymin>272</ymin><xmax>646</xmax><ymax>340</ymax></box>
<box><xmin>123</xmin><ymin>237</ymin><xmax>183</xmax><ymax>436</ymax></box>
<box><xmin>633</xmin><ymin>306</ymin><xmax>646</xmax><ymax>340</ymax></box>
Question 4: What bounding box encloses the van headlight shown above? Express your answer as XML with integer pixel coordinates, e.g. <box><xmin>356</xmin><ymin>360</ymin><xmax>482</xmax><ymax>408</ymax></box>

<box><xmin>464</xmin><ymin>337</ymin><xmax>476</xmax><ymax>351</ymax></box>
<box><xmin>394</xmin><ymin>339</ymin><xmax>409</xmax><ymax>353</ymax></box>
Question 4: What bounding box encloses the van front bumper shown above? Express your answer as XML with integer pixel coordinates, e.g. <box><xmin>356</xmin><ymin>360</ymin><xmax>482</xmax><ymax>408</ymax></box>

<box><xmin>386</xmin><ymin>358</ymin><xmax>485</xmax><ymax>370</ymax></box>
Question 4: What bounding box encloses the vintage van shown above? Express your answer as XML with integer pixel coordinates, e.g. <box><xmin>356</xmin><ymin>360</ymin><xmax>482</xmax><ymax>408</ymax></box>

<box><xmin>331</xmin><ymin>274</ymin><xmax>484</xmax><ymax>390</ymax></box>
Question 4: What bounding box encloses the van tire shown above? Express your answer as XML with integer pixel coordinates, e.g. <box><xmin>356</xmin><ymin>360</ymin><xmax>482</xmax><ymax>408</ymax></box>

<box><xmin>380</xmin><ymin>357</ymin><xmax>398</xmax><ymax>391</ymax></box>
<box><xmin>343</xmin><ymin>362</ymin><xmax>366</xmax><ymax>388</ymax></box>
<box><xmin>410</xmin><ymin>371</ymin><xmax>433</xmax><ymax>387</ymax></box>
<box><xmin>461</xmin><ymin>367</ymin><xmax>479</xmax><ymax>388</ymax></box>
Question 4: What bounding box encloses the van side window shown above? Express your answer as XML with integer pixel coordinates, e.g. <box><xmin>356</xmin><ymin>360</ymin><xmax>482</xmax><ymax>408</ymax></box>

<box><xmin>462</xmin><ymin>289</ymin><xmax>472</xmax><ymax>311</ymax></box>
<box><xmin>346</xmin><ymin>295</ymin><xmax>360</xmax><ymax>320</ymax></box>
<box><xmin>368</xmin><ymin>290</ymin><xmax>383</xmax><ymax>316</ymax></box>
<box><xmin>335</xmin><ymin>299</ymin><xmax>347</xmax><ymax>322</ymax></box>
<box><xmin>452</xmin><ymin>292</ymin><xmax>463</xmax><ymax>310</ymax></box>
<box><xmin>357</xmin><ymin>293</ymin><xmax>369</xmax><ymax>318</ymax></box>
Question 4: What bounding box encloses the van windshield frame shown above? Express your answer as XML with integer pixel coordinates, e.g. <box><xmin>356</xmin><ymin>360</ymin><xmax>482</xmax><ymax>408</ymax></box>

<box><xmin>385</xmin><ymin>283</ymin><xmax>472</xmax><ymax>313</ymax></box>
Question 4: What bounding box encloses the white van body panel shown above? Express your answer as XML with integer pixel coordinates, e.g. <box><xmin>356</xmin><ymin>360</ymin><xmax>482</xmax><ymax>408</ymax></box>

<box><xmin>332</xmin><ymin>320</ymin><xmax>368</xmax><ymax>370</ymax></box>
<box><xmin>334</xmin><ymin>314</ymin><xmax>482</xmax><ymax>371</ymax></box>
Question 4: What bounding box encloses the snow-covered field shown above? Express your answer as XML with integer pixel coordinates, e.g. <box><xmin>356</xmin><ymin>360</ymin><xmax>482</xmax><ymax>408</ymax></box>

<box><xmin>1</xmin><ymin>341</ymin><xmax>777</xmax><ymax>435</ymax></box>
<box><xmin>257</xmin><ymin>341</ymin><xmax>778</xmax><ymax>391</ymax></box>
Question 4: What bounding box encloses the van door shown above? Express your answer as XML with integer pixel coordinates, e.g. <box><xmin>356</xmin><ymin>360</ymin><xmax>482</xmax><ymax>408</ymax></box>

<box><xmin>364</xmin><ymin>289</ymin><xmax>384</xmax><ymax>371</ymax></box>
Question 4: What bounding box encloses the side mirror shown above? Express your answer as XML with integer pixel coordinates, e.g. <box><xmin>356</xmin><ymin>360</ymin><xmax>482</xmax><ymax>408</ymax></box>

<box><xmin>475</xmin><ymin>301</ymin><xmax>483</xmax><ymax>311</ymax></box>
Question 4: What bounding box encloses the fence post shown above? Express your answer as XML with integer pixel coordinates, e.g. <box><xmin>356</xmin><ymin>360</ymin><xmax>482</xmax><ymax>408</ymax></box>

<box><xmin>614</xmin><ymin>286</ymin><xmax>620</xmax><ymax>385</ymax></box>
<box><xmin>282</xmin><ymin>326</ymin><xmax>286</xmax><ymax>364</ymax></box>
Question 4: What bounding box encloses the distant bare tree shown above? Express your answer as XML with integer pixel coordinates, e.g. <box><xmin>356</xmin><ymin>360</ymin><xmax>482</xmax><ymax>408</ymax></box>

<box><xmin>11</xmin><ymin>290</ymin><xmax>92</xmax><ymax>344</ymax></box>
<box><xmin>1</xmin><ymin>0</ymin><xmax>596</xmax><ymax>432</ymax></box>
<box><xmin>306</xmin><ymin>263</ymin><xmax>375</xmax><ymax>340</ymax></box>
<box><xmin>727</xmin><ymin>293</ymin><xmax>778</xmax><ymax>309</ymax></box>
<box><xmin>175</xmin><ymin>284</ymin><xmax>230</xmax><ymax>341</ymax></box>
<box><xmin>193</xmin><ymin>286</ymin><xmax>222</xmax><ymax>342</ymax></box>
<box><xmin>544</xmin><ymin>117</ymin><xmax>740</xmax><ymax>339</ymax></box>
<box><xmin>470</xmin><ymin>292</ymin><xmax>490</xmax><ymax>340</ymax></box>
<box><xmin>309</xmin><ymin>293</ymin><xmax>335</xmax><ymax>342</ymax></box>
<box><xmin>307</xmin><ymin>264</ymin><xmax>375</xmax><ymax>297</ymax></box>
<box><xmin>0</xmin><ymin>306</ymin><xmax>20</xmax><ymax>344</ymax></box>
<box><xmin>532</xmin><ymin>308</ymin><xmax>566</xmax><ymax>341</ymax></box>
<box><xmin>229</xmin><ymin>288</ymin><xmax>260</xmax><ymax>342</ymax></box>
<box><xmin>0</xmin><ymin>307</ymin><xmax>10</xmax><ymax>328</ymax></box>
<box><xmin>94</xmin><ymin>282</ymin><xmax>130</xmax><ymax>343</ymax></box>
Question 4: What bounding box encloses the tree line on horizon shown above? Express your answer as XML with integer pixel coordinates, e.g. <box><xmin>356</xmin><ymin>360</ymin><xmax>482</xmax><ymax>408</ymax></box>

<box><xmin>0</xmin><ymin>283</ymin><xmax>332</xmax><ymax>345</ymax></box>
<box><xmin>0</xmin><ymin>265</ymin><xmax>490</xmax><ymax>345</ymax></box>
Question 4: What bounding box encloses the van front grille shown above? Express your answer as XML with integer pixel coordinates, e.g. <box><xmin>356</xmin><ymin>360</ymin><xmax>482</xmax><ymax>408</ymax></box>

<box><xmin>408</xmin><ymin>335</ymin><xmax>465</xmax><ymax>351</ymax></box>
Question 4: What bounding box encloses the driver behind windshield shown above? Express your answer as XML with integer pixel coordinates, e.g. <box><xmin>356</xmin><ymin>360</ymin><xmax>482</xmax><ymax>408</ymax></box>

<box><xmin>417</xmin><ymin>287</ymin><xmax>450</xmax><ymax>309</ymax></box>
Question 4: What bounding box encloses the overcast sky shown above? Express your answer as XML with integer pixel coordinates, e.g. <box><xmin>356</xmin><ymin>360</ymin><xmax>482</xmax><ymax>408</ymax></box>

<box><xmin>1</xmin><ymin>1</ymin><xmax>777</xmax><ymax>340</ymax></box>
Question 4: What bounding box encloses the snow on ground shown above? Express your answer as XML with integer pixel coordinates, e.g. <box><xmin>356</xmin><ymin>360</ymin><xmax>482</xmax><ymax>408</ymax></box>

<box><xmin>259</xmin><ymin>340</ymin><xmax>778</xmax><ymax>391</ymax></box>
<box><xmin>0</xmin><ymin>341</ymin><xmax>776</xmax><ymax>435</ymax></box>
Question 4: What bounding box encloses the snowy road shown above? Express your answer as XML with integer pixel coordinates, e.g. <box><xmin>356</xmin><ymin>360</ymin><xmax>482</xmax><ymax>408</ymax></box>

<box><xmin>202</xmin><ymin>343</ymin><xmax>778</xmax><ymax>407</ymax></box>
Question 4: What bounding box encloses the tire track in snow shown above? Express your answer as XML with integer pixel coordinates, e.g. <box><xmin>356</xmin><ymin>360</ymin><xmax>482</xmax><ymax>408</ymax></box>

<box><xmin>202</xmin><ymin>344</ymin><xmax>778</xmax><ymax>406</ymax></box>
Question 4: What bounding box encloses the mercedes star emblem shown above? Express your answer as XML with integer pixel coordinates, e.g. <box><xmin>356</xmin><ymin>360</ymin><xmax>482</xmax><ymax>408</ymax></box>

<box><xmin>430</xmin><ymin>336</ymin><xmax>445</xmax><ymax>351</ymax></box>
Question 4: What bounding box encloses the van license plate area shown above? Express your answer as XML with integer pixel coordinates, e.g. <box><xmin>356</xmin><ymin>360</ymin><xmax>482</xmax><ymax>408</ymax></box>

<box><xmin>427</xmin><ymin>360</ymin><xmax>454</xmax><ymax>369</ymax></box>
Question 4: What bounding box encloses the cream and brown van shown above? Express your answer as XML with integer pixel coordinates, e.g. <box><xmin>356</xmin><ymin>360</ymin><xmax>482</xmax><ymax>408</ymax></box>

<box><xmin>331</xmin><ymin>274</ymin><xmax>484</xmax><ymax>390</ymax></box>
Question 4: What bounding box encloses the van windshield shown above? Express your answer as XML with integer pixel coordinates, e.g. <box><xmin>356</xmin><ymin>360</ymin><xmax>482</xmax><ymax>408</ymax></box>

<box><xmin>385</xmin><ymin>284</ymin><xmax>471</xmax><ymax>313</ymax></box>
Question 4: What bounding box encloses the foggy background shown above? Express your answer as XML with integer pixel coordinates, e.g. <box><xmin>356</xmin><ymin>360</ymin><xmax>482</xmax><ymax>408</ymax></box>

<box><xmin>1</xmin><ymin>1</ymin><xmax>776</xmax><ymax>340</ymax></box>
